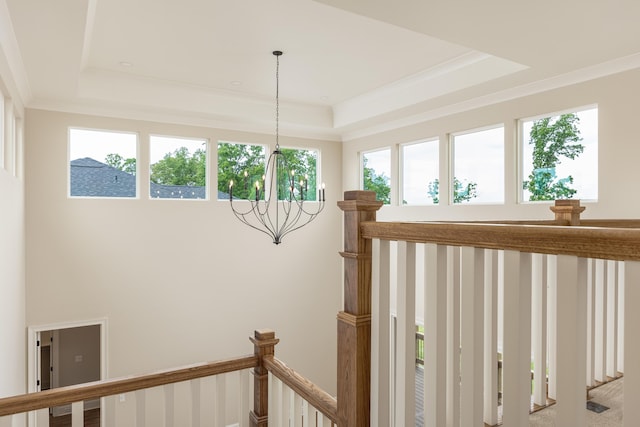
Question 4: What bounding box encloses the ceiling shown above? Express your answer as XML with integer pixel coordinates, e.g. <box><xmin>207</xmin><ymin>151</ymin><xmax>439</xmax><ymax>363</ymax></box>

<box><xmin>4</xmin><ymin>0</ymin><xmax>640</xmax><ymax>141</ymax></box>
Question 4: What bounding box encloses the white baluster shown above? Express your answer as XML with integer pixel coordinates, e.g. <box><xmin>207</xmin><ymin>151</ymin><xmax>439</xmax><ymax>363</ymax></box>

<box><xmin>105</xmin><ymin>394</ymin><xmax>116</xmax><ymax>427</ymax></box>
<box><xmin>607</xmin><ymin>260</ymin><xmax>619</xmax><ymax>378</ymax></box>
<box><xmin>36</xmin><ymin>407</ymin><xmax>50</xmax><ymax>427</ymax></box>
<box><xmin>71</xmin><ymin>401</ymin><xmax>83</xmax><ymax>427</ymax></box>
<box><xmin>165</xmin><ymin>383</ymin><xmax>175</xmax><ymax>427</ymax></box>
<box><xmin>502</xmin><ymin>250</ymin><xmax>532</xmax><ymax>427</ymax></box>
<box><xmin>623</xmin><ymin>260</ymin><xmax>640</xmax><ymax>426</ymax></box>
<box><xmin>0</xmin><ymin>416</ymin><xmax>11</xmax><ymax>427</ymax></box>
<box><xmin>547</xmin><ymin>255</ymin><xmax>557</xmax><ymax>400</ymax></box>
<box><xmin>136</xmin><ymin>389</ymin><xmax>147</xmax><ymax>427</ymax></box>
<box><xmin>460</xmin><ymin>246</ymin><xmax>484</xmax><ymax>427</ymax></box>
<box><xmin>282</xmin><ymin>383</ymin><xmax>291</xmax><ymax>427</ymax></box>
<box><xmin>532</xmin><ymin>253</ymin><xmax>548</xmax><ymax>406</ymax></box>
<box><xmin>617</xmin><ymin>262</ymin><xmax>625</xmax><ymax>373</ymax></box>
<box><xmin>191</xmin><ymin>378</ymin><xmax>201</xmax><ymax>427</ymax></box>
<box><xmin>215</xmin><ymin>374</ymin><xmax>226</xmax><ymax>427</ymax></box>
<box><xmin>395</xmin><ymin>241</ymin><xmax>416</xmax><ymax>427</ymax></box>
<box><xmin>587</xmin><ymin>259</ymin><xmax>596</xmax><ymax>388</ymax></box>
<box><xmin>594</xmin><ymin>259</ymin><xmax>607</xmax><ymax>382</ymax></box>
<box><xmin>293</xmin><ymin>394</ymin><xmax>303</xmax><ymax>427</ymax></box>
<box><xmin>270</xmin><ymin>374</ymin><xmax>282</xmax><ymax>426</ymax></box>
<box><xmin>483</xmin><ymin>249</ymin><xmax>499</xmax><ymax>425</ymax></box>
<box><xmin>238</xmin><ymin>370</ymin><xmax>249</xmax><ymax>427</ymax></box>
<box><xmin>424</xmin><ymin>243</ymin><xmax>447</xmax><ymax>427</ymax></box>
<box><xmin>371</xmin><ymin>238</ymin><xmax>391</xmax><ymax>427</ymax></box>
<box><xmin>555</xmin><ymin>255</ymin><xmax>587</xmax><ymax>427</ymax></box>
<box><xmin>447</xmin><ymin>246</ymin><xmax>461</xmax><ymax>427</ymax></box>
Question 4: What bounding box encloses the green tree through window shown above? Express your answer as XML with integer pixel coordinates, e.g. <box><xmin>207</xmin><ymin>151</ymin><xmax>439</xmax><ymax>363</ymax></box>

<box><xmin>427</xmin><ymin>177</ymin><xmax>477</xmax><ymax>204</ymax></box>
<box><xmin>363</xmin><ymin>157</ymin><xmax>390</xmax><ymax>204</ymax></box>
<box><xmin>105</xmin><ymin>153</ymin><xmax>136</xmax><ymax>175</ymax></box>
<box><xmin>523</xmin><ymin>113</ymin><xmax>584</xmax><ymax>201</ymax></box>
<box><xmin>217</xmin><ymin>143</ymin><xmax>318</xmax><ymax>200</ymax></box>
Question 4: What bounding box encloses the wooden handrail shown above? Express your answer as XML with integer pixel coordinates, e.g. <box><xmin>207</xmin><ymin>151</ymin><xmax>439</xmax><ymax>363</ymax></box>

<box><xmin>264</xmin><ymin>356</ymin><xmax>338</xmax><ymax>424</ymax></box>
<box><xmin>361</xmin><ymin>221</ymin><xmax>640</xmax><ymax>261</ymax></box>
<box><xmin>0</xmin><ymin>355</ymin><xmax>258</xmax><ymax>417</ymax></box>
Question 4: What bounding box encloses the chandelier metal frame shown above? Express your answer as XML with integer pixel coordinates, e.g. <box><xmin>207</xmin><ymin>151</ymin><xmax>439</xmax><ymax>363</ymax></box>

<box><xmin>228</xmin><ymin>51</ymin><xmax>325</xmax><ymax>244</ymax></box>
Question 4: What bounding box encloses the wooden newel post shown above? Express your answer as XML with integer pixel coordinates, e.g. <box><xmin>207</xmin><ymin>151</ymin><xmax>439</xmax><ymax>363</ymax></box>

<box><xmin>337</xmin><ymin>191</ymin><xmax>383</xmax><ymax>427</ymax></box>
<box><xmin>249</xmin><ymin>329</ymin><xmax>279</xmax><ymax>427</ymax></box>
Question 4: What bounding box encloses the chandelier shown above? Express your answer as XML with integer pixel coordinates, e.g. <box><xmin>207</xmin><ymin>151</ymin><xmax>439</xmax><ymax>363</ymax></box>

<box><xmin>228</xmin><ymin>51</ymin><xmax>325</xmax><ymax>244</ymax></box>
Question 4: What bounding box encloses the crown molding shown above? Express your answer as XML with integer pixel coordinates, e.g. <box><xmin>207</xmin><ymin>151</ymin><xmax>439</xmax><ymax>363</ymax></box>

<box><xmin>28</xmin><ymin>97</ymin><xmax>342</xmax><ymax>142</ymax></box>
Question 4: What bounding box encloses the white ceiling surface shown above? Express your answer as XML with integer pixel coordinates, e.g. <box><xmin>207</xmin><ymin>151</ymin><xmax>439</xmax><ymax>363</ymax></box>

<box><xmin>5</xmin><ymin>0</ymin><xmax>640</xmax><ymax>140</ymax></box>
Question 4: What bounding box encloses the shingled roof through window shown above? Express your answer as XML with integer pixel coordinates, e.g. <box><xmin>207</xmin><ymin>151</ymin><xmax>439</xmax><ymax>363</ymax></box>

<box><xmin>70</xmin><ymin>157</ymin><xmax>228</xmax><ymax>199</ymax></box>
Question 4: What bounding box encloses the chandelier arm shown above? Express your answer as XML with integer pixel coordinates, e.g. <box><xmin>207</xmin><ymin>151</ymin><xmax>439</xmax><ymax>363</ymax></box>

<box><xmin>278</xmin><ymin>204</ymin><xmax>304</xmax><ymax>236</ymax></box>
<box><xmin>279</xmin><ymin>212</ymin><xmax>322</xmax><ymax>241</ymax></box>
<box><xmin>231</xmin><ymin>209</ymin><xmax>278</xmax><ymax>241</ymax></box>
<box><xmin>254</xmin><ymin>203</ymin><xmax>277</xmax><ymax>235</ymax></box>
<box><xmin>294</xmin><ymin>200</ymin><xmax>325</xmax><ymax>216</ymax></box>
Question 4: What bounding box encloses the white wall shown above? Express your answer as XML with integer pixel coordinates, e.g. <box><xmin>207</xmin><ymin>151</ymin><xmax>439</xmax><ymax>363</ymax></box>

<box><xmin>343</xmin><ymin>69</ymin><xmax>640</xmax><ymax>222</ymax></box>
<box><xmin>24</xmin><ymin>109</ymin><xmax>343</xmax><ymax>395</ymax></box>
<box><xmin>0</xmin><ymin>163</ymin><xmax>25</xmax><ymax>400</ymax></box>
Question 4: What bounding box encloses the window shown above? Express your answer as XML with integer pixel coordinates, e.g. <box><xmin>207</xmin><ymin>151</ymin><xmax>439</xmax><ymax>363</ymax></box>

<box><xmin>150</xmin><ymin>135</ymin><xmax>207</xmax><ymax>199</ymax></box>
<box><xmin>521</xmin><ymin>107</ymin><xmax>598</xmax><ymax>202</ymax></box>
<box><xmin>69</xmin><ymin>128</ymin><xmax>138</xmax><ymax>198</ymax></box>
<box><xmin>362</xmin><ymin>148</ymin><xmax>391</xmax><ymax>204</ymax></box>
<box><xmin>452</xmin><ymin>126</ymin><xmax>504</xmax><ymax>204</ymax></box>
<box><xmin>217</xmin><ymin>141</ymin><xmax>266</xmax><ymax>200</ymax></box>
<box><xmin>402</xmin><ymin>139</ymin><xmax>439</xmax><ymax>205</ymax></box>
<box><xmin>277</xmin><ymin>147</ymin><xmax>319</xmax><ymax>201</ymax></box>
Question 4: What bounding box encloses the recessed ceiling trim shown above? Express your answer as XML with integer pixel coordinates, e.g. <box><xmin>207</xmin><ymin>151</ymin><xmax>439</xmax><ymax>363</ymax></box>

<box><xmin>0</xmin><ymin>0</ymin><xmax>31</xmax><ymax>109</ymax></box>
<box><xmin>333</xmin><ymin>52</ymin><xmax>527</xmax><ymax>128</ymax></box>
<box><xmin>341</xmin><ymin>52</ymin><xmax>640</xmax><ymax>142</ymax></box>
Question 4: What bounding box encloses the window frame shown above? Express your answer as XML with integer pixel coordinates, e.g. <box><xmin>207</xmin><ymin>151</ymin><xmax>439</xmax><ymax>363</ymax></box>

<box><xmin>450</xmin><ymin>124</ymin><xmax>505</xmax><ymax>206</ymax></box>
<box><xmin>216</xmin><ymin>140</ymin><xmax>268</xmax><ymax>202</ymax></box>
<box><xmin>517</xmin><ymin>105</ymin><xmax>598</xmax><ymax>204</ymax></box>
<box><xmin>68</xmin><ymin>127</ymin><xmax>140</xmax><ymax>199</ymax></box>
<box><xmin>149</xmin><ymin>134</ymin><xmax>210</xmax><ymax>201</ymax></box>
<box><xmin>361</xmin><ymin>147</ymin><xmax>392</xmax><ymax>205</ymax></box>
<box><xmin>400</xmin><ymin>137</ymin><xmax>439</xmax><ymax>206</ymax></box>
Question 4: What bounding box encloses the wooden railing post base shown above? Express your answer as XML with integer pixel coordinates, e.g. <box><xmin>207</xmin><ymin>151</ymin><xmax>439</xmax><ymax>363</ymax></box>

<box><xmin>249</xmin><ymin>412</ymin><xmax>268</xmax><ymax>427</ymax></box>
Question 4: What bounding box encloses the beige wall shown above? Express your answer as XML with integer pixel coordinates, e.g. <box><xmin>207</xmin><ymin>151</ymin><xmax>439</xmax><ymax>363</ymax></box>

<box><xmin>24</xmin><ymin>109</ymin><xmax>343</xmax><ymax>394</ymax></box>
<box><xmin>343</xmin><ymin>69</ymin><xmax>640</xmax><ymax>222</ymax></box>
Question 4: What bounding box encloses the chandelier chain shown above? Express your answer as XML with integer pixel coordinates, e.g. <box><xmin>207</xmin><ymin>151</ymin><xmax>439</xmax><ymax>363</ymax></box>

<box><xmin>275</xmin><ymin>53</ymin><xmax>280</xmax><ymax>150</ymax></box>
